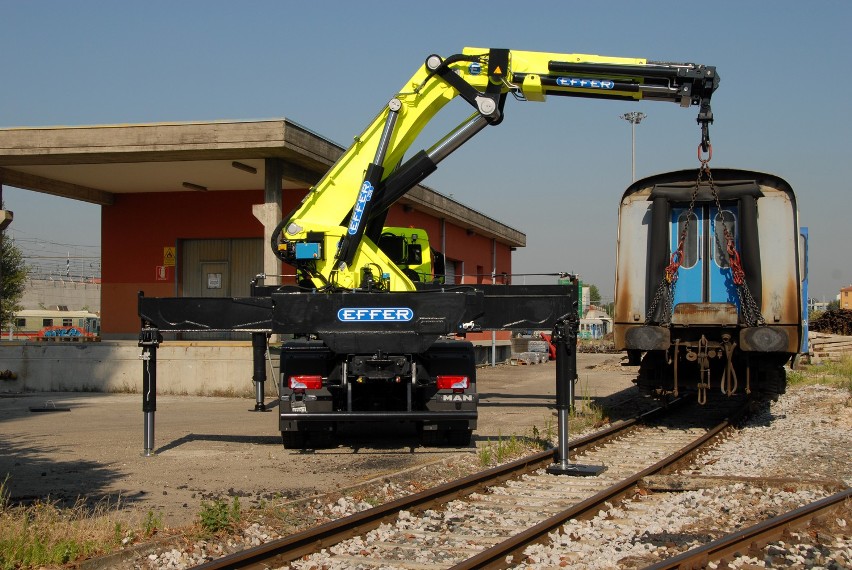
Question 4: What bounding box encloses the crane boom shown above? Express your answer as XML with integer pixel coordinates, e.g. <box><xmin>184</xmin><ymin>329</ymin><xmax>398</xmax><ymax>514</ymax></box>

<box><xmin>276</xmin><ymin>47</ymin><xmax>719</xmax><ymax>291</ymax></box>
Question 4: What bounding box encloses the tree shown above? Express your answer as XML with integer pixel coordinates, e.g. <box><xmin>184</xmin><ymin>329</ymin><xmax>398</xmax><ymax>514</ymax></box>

<box><xmin>588</xmin><ymin>284</ymin><xmax>601</xmax><ymax>305</ymax></box>
<box><xmin>1</xmin><ymin>234</ymin><xmax>27</xmax><ymax>329</ymax></box>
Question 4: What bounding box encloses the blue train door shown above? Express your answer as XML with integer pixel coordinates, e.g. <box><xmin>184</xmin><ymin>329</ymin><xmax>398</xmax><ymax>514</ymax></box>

<box><xmin>671</xmin><ymin>204</ymin><xmax>739</xmax><ymax>306</ymax></box>
<box><xmin>671</xmin><ymin>207</ymin><xmax>702</xmax><ymax>306</ymax></box>
<box><xmin>709</xmin><ymin>205</ymin><xmax>739</xmax><ymax>304</ymax></box>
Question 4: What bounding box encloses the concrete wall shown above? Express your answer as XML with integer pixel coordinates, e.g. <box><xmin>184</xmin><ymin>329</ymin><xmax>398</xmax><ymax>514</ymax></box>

<box><xmin>0</xmin><ymin>340</ymin><xmax>511</xmax><ymax>395</ymax></box>
<box><xmin>0</xmin><ymin>341</ymin><xmax>259</xmax><ymax>395</ymax></box>
<box><xmin>19</xmin><ymin>278</ymin><xmax>101</xmax><ymax>312</ymax></box>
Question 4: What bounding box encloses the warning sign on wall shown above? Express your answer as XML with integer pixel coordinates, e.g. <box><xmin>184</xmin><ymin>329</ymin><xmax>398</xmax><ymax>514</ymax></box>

<box><xmin>163</xmin><ymin>247</ymin><xmax>176</xmax><ymax>267</ymax></box>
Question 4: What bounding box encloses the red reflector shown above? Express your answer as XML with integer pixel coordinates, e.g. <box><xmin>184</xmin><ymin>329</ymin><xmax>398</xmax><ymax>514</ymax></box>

<box><xmin>288</xmin><ymin>375</ymin><xmax>322</xmax><ymax>390</ymax></box>
<box><xmin>437</xmin><ymin>375</ymin><xmax>469</xmax><ymax>390</ymax></box>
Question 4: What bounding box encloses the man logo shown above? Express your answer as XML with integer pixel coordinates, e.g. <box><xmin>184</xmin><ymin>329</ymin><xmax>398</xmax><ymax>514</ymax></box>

<box><xmin>439</xmin><ymin>394</ymin><xmax>475</xmax><ymax>402</ymax></box>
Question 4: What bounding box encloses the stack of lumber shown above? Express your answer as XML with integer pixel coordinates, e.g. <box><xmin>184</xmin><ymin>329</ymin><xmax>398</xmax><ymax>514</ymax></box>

<box><xmin>808</xmin><ymin>331</ymin><xmax>852</xmax><ymax>363</ymax></box>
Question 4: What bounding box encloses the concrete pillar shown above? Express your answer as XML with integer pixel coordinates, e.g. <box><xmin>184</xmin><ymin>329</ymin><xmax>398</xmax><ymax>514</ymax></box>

<box><xmin>251</xmin><ymin>158</ymin><xmax>284</xmax><ymax>351</ymax></box>
<box><xmin>252</xmin><ymin>158</ymin><xmax>284</xmax><ymax>285</ymax></box>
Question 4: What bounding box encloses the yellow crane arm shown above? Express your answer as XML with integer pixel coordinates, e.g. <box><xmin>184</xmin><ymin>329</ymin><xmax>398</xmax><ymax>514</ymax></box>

<box><xmin>277</xmin><ymin>47</ymin><xmax>718</xmax><ymax>291</ymax></box>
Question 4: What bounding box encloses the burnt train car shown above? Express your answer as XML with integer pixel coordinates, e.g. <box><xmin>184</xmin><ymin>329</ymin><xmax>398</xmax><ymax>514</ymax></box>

<box><xmin>613</xmin><ymin>168</ymin><xmax>804</xmax><ymax>402</ymax></box>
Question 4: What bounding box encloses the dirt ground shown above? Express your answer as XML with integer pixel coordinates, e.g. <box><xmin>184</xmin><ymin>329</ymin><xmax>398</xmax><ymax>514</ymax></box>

<box><xmin>0</xmin><ymin>353</ymin><xmax>638</xmax><ymax>527</ymax></box>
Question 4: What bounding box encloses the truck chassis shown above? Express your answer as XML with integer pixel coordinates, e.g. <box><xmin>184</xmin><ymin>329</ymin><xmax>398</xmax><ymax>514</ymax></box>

<box><xmin>138</xmin><ymin>282</ymin><xmax>578</xmax><ymax>450</ymax></box>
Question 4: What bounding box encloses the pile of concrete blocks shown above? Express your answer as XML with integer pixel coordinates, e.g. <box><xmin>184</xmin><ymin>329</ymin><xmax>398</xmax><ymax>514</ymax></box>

<box><xmin>510</xmin><ymin>337</ymin><xmax>551</xmax><ymax>365</ymax></box>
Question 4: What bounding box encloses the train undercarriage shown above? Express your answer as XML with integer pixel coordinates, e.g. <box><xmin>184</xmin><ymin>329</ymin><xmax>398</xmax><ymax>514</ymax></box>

<box><xmin>630</xmin><ymin>328</ymin><xmax>791</xmax><ymax>403</ymax></box>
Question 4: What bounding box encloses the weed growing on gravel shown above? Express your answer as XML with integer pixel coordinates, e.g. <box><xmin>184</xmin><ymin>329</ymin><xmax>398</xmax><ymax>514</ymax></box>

<box><xmin>0</xmin><ymin>477</ymin><xmax>140</xmax><ymax>570</ymax></box>
<box><xmin>142</xmin><ymin>509</ymin><xmax>163</xmax><ymax>536</ymax></box>
<box><xmin>477</xmin><ymin>434</ymin><xmax>525</xmax><ymax>467</ymax></box>
<box><xmin>478</xmin><ymin>445</ymin><xmax>492</xmax><ymax>466</ymax></box>
<box><xmin>529</xmin><ymin>422</ymin><xmax>553</xmax><ymax>450</ymax></box>
<box><xmin>788</xmin><ymin>356</ymin><xmax>852</xmax><ymax>393</ymax></box>
<box><xmin>198</xmin><ymin>497</ymin><xmax>242</xmax><ymax>534</ymax></box>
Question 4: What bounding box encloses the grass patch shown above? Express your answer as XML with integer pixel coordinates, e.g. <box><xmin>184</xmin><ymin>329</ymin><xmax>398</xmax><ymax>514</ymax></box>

<box><xmin>478</xmin><ymin>434</ymin><xmax>525</xmax><ymax>467</ymax></box>
<box><xmin>570</xmin><ymin>379</ymin><xmax>608</xmax><ymax>431</ymax></box>
<box><xmin>789</xmin><ymin>355</ymin><xmax>852</xmax><ymax>393</ymax></box>
<box><xmin>0</xmin><ymin>477</ymin><xmax>153</xmax><ymax>570</ymax></box>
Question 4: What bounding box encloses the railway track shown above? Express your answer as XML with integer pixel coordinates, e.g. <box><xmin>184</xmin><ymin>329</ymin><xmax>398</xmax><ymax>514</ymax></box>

<box><xmin>642</xmin><ymin>487</ymin><xmax>852</xmax><ymax>569</ymax></box>
<box><xmin>189</xmin><ymin>399</ymin><xmax>747</xmax><ymax>570</ymax></box>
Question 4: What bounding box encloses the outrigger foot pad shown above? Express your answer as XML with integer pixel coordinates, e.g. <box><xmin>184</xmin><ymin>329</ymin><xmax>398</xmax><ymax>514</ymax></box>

<box><xmin>546</xmin><ymin>461</ymin><xmax>606</xmax><ymax>477</ymax></box>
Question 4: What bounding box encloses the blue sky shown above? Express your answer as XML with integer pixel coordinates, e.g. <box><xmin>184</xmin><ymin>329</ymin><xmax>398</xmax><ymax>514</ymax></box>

<box><xmin>1</xmin><ymin>0</ymin><xmax>850</xmax><ymax>300</ymax></box>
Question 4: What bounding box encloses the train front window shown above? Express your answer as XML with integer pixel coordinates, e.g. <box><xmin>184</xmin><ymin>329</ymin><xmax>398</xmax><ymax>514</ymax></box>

<box><xmin>677</xmin><ymin>211</ymin><xmax>698</xmax><ymax>268</ymax></box>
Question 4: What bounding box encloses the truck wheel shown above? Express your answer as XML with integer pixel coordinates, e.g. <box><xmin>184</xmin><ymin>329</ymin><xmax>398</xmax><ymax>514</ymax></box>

<box><xmin>281</xmin><ymin>431</ymin><xmax>305</xmax><ymax>449</ymax></box>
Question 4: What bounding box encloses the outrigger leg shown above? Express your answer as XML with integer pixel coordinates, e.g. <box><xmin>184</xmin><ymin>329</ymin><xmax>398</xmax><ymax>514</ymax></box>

<box><xmin>251</xmin><ymin>332</ymin><xmax>271</xmax><ymax>412</ymax></box>
<box><xmin>546</xmin><ymin>312</ymin><xmax>606</xmax><ymax>477</ymax></box>
<box><xmin>139</xmin><ymin>321</ymin><xmax>162</xmax><ymax>457</ymax></box>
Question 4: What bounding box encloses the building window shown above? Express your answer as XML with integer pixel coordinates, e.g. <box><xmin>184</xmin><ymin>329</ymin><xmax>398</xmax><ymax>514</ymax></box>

<box><xmin>43</xmin><ymin>318</ymin><xmax>54</xmax><ymax>327</ymax></box>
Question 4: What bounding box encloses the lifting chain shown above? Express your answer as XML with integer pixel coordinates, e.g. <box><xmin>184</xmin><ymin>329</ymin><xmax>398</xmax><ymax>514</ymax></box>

<box><xmin>644</xmin><ymin>153</ymin><xmax>702</xmax><ymax>326</ymax></box>
<box><xmin>646</xmin><ymin>142</ymin><xmax>766</xmax><ymax>328</ymax></box>
<box><xmin>702</xmin><ymin>155</ymin><xmax>767</xmax><ymax>328</ymax></box>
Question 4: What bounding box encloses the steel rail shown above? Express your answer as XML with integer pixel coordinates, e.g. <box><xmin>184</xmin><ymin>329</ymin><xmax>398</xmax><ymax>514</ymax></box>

<box><xmin>640</xmin><ymin>487</ymin><xmax>852</xmax><ymax>570</ymax></box>
<box><xmin>449</xmin><ymin>405</ymin><xmax>746</xmax><ymax>569</ymax></box>
<box><xmin>190</xmin><ymin>423</ymin><xmax>625</xmax><ymax>569</ymax></box>
<box><xmin>190</xmin><ymin>405</ymin><xmax>671</xmax><ymax>570</ymax></box>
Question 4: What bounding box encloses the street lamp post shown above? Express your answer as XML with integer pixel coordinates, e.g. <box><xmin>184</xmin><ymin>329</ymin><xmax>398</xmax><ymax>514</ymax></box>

<box><xmin>620</xmin><ymin>112</ymin><xmax>646</xmax><ymax>181</ymax></box>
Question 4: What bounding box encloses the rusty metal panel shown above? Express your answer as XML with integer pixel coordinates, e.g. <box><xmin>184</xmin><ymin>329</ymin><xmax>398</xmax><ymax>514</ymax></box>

<box><xmin>614</xmin><ymin>193</ymin><xmax>651</xmax><ymax>326</ymax></box>
<box><xmin>671</xmin><ymin>303</ymin><xmax>738</xmax><ymax>326</ymax></box>
<box><xmin>755</xmin><ymin>190</ymin><xmax>799</xmax><ymax>327</ymax></box>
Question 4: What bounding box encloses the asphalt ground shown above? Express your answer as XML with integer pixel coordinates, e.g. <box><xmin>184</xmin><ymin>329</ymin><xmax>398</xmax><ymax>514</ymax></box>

<box><xmin>0</xmin><ymin>352</ymin><xmax>638</xmax><ymax>526</ymax></box>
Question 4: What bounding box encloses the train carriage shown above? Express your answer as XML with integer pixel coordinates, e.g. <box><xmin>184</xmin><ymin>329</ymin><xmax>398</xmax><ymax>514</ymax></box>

<box><xmin>10</xmin><ymin>309</ymin><xmax>100</xmax><ymax>340</ymax></box>
<box><xmin>614</xmin><ymin>168</ymin><xmax>804</xmax><ymax>402</ymax></box>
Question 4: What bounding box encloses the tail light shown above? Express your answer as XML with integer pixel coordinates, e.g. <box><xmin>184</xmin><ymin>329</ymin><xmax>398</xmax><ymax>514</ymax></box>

<box><xmin>437</xmin><ymin>375</ymin><xmax>469</xmax><ymax>392</ymax></box>
<box><xmin>288</xmin><ymin>375</ymin><xmax>322</xmax><ymax>390</ymax></box>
